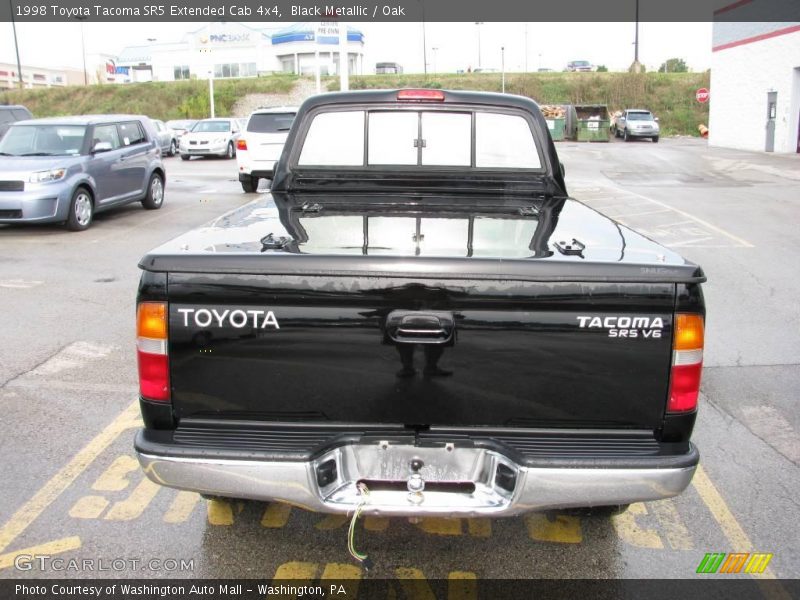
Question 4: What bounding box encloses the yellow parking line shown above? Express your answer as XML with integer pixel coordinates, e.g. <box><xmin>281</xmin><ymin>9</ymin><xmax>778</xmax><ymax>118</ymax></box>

<box><xmin>206</xmin><ymin>499</ymin><xmax>234</xmax><ymax>526</ymax></box>
<box><xmin>396</xmin><ymin>568</ymin><xmax>436</xmax><ymax>600</ymax></box>
<box><xmin>274</xmin><ymin>561</ymin><xmax>317</xmax><ymax>579</ymax></box>
<box><xmin>261</xmin><ymin>503</ymin><xmax>292</xmax><ymax>528</ymax></box>
<box><xmin>466</xmin><ymin>518</ymin><xmax>492</xmax><ymax>538</ymax></box>
<box><xmin>272</xmin><ymin>562</ymin><xmax>319</xmax><ymax>599</ymax></box>
<box><xmin>0</xmin><ymin>399</ymin><xmax>139</xmax><ymax>553</ymax></box>
<box><xmin>650</xmin><ymin>500</ymin><xmax>693</xmax><ymax>550</ymax></box>
<box><xmin>321</xmin><ymin>563</ymin><xmax>361</xmax><ymax>598</ymax></box>
<box><xmin>448</xmin><ymin>572</ymin><xmax>478</xmax><ymax>600</ymax></box>
<box><xmin>416</xmin><ymin>517</ymin><xmax>462</xmax><ymax>536</ymax></box>
<box><xmin>68</xmin><ymin>495</ymin><xmax>109</xmax><ymax>520</ymax></box>
<box><xmin>92</xmin><ymin>455</ymin><xmax>139</xmax><ymax>492</ymax></box>
<box><xmin>525</xmin><ymin>514</ymin><xmax>582</xmax><ymax>544</ymax></box>
<box><xmin>104</xmin><ymin>478</ymin><xmax>161</xmax><ymax>521</ymax></box>
<box><xmin>692</xmin><ymin>465</ymin><xmax>780</xmax><ymax>582</ymax></box>
<box><xmin>0</xmin><ymin>536</ymin><xmax>82</xmax><ymax>570</ymax></box>
<box><xmin>321</xmin><ymin>562</ymin><xmax>362</xmax><ymax>579</ymax></box>
<box><xmin>163</xmin><ymin>491</ymin><xmax>200</xmax><ymax>524</ymax></box>
<box><xmin>364</xmin><ymin>516</ymin><xmax>389</xmax><ymax>531</ymax></box>
<box><xmin>612</xmin><ymin>503</ymin><xmax>663</xmax><ymax>549</ymax></box>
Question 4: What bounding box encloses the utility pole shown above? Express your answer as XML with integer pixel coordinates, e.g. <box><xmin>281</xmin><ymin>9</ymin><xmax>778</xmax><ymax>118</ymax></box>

<box><xmin>630</xmin><ymin>0</ymin><xmax>642</xmax><ymax>73</ymax></box>
<box><xmin>199</xmin><ymin>35</ymin><xmax>214</xmax><ymax>117</ymax></box>
<box><xmin>338</xmin><ymin>22</ymin><xmax>348</xmax><ymax>91</ymax></box>
<box><xmin>524</xmin><ymin>23</ymin><xmax>528</xmax><ymax>73</ymax></box>
<box><xmin>634</xmin><ymin>0</ymin><xmax>639</xmax><ymax>63</ymax></box>
<box><xmin>432</xmin><ymin>47</ymin><xmax>438</xmax><ymax>74</ymax></box>
<box><xmin>501</xmin><ymin>46</ymin><xmax>505</xmax><ymax>93</ymax></box>
<box><xmin>75</xmin><ymin>15</ymin><xmax>88</xmax><ymax>85</ymax></box>
<box><xmin>422</xmin><ymin>22</ymin><xmax>428</xmax><ymax>75</ymax></box>
<box><xmin>475</xmin><ymin>22</ymin><xmax>483</xmax><ymax>69</ymax></box>
<box><xmin>10</xmin><ymin>0</ymin><xmax>24</xmax><ymax>89</ymax></box>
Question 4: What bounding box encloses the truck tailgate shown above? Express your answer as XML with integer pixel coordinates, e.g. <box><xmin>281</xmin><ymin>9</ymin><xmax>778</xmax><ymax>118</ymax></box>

<box><xmin>166</xmin><ymin>274</ymin><xmax>674</xmax><ymax>430</ymax></box>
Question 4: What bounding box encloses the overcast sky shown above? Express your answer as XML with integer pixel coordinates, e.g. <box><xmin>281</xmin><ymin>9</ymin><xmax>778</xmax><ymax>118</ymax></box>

<box><xmin>1</xmin><ymin>21</ymin><xmax>712</xmax><ymax>74</ymax></box>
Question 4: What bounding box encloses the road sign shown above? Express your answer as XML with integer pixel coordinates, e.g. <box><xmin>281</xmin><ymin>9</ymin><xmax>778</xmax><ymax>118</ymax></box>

<box><xmin>696</xmin><ymin>88</ymin><xmax>710</xmax><ymax>103</ymax></box>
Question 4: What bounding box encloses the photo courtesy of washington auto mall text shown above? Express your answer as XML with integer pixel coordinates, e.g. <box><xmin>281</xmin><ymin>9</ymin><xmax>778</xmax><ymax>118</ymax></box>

<box><xmin>1</xmin><ymin>0</ymin><xmax>800</xmax><ymax>598</ymax></box>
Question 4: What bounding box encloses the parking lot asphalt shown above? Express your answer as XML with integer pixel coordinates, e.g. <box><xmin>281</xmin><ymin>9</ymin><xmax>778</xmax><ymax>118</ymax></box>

<box><xmin>0</xmin><ymin>141</ymin><xmax>798</xmax><ymax>585</ymax></box>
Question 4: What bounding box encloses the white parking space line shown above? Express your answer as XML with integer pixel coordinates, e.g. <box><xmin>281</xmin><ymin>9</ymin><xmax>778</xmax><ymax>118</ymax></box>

<box><xmin>608</xmin><ymin>186</ymin><xmax>755</xmax><ymax>248</ymax></box>
<box><xmin>0</xmin><ymin>280</ymin><xmax>44</xmax><ymax>289</ymax></box>
<box><xmin>29</xmin><ymin>342</ymin><xmax>117</xmax><ymax>377</ymax></box>
<box><xmin>88</xmin><ymin>206</ymin><xmax>187</xmax><ymax>243</ymax></box>
<box><xmin>573</xmin><ymin>183</ymin><xmax>755</xmax><ymax>249</ymax></box>
<box><xmin>606</xmin><ymin>208</ymin><xmax>671</xmax><ymax>219</ymax></box>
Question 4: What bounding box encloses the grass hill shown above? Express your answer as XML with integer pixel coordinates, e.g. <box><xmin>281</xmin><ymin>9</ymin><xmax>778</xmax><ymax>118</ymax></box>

<box><xmin>1</xmin><ymin>71</ymin><xmax>710</xmax><ymax>136</ymax></box>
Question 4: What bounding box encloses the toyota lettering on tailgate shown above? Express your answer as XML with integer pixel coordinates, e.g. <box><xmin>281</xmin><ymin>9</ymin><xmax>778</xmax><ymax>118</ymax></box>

<box><xmin>177</xmin><ymin>308</ymin><xmax>280</xmax><ymax>329</ymax></box>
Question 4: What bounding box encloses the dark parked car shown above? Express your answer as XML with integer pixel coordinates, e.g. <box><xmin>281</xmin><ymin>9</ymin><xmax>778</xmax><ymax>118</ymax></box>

<box><xmin>0</xmin><ymin>114</ymin><xmax>165</xmax><ymax>231</ymax></box>
<box><xmin>0</xmin><ymin>105</ymin><xmax>33</xmax><ymax>140</ymax></box>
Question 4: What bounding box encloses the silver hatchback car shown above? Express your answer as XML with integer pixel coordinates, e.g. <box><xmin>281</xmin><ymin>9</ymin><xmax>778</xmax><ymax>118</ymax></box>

<box><xmin>0</xmin><ymin>115</ymin><xmax>166</xmax><ymax>231</ymax></box>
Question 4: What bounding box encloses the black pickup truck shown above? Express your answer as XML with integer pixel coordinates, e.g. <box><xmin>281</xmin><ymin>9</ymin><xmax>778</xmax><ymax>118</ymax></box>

<box><xmin>135</xmin><ymin>89</ymin><xmax>705</xmax><ymax>517</ymax></box>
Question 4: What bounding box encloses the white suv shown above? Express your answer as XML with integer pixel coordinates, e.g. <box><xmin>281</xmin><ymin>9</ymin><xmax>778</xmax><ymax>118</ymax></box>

<box><xmin>236</xmin><ymin>107</ymin><xmax>298</xmax><ymax>193</ymax></box>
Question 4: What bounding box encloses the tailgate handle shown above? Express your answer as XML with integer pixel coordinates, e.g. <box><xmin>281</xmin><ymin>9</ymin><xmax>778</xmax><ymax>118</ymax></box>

<box><xmin>386</xmin><ymin>311</ymin><xmax>455</xmax><ymax>345</ymax></box>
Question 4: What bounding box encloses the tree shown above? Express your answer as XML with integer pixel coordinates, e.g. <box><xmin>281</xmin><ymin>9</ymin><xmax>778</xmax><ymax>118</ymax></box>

<box><xmin>658</xmin><ymin>58</ymin><xmax>688</xmax><ymax>73</ymax></box>
<box><xmin>596</xmin><ymin>65</ymin><xmax>608</xmax><ymax>72</ymax></box>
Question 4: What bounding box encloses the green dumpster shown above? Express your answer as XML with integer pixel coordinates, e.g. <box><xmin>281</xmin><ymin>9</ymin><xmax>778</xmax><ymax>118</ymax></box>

<box><xmin>545</xmin><ymin>118</ymin><xmax>566</xmax><ymax>141</ymax></box>
<box><xmin>575</xmin><ymin>104</ymin><xmax>610</xmax><ymax>142</ymax></box>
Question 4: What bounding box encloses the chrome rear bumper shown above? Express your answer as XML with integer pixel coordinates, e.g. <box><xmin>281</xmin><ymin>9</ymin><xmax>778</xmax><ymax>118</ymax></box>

<box><xmin>136</xmin><ymin>432</ymin><xmax>698</xmax><ymax>517</ymax></box>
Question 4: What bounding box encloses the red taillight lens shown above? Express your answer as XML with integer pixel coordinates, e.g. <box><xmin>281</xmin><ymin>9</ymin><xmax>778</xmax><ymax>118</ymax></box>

<box><xmin>397</xmin><ymin>89</ymin><xmax>445</xmax><ymax>102</ymax></box>
<box><xmin>667</xmin><ymin>314</ymin><xmax>704</xmax><ymax>413</ymax></box>
<box><xmin>236</xmin><ymin>138</ymin><xmax>247</xmax><ymax>151</ymax></box>
<box><xmin>138</xmin><ymin>352</ymin><xmax>170</xmax><ymax>401</ymax></box>
<box><xmin>137</xmin><ymin>302</ymin><xmax>170</xmax><ymax>403</ymax></box>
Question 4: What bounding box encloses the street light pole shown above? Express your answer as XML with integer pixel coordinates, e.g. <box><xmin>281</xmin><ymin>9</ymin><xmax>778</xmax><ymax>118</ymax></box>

<box><xmin>475</xmin><ymin>22</ymin><xmax>483</xmax><ymax>69</ymax></box>
<box><xmin>501</xmin><ymin>46</ymin><xmax>505</xmax><ymax>93</ymax></box>
<box><xmin>338</xmin><ymin>22</ymin><xmax>348</xmax><ymax>92</ymax></box>
<box><xmin>9</xmin><ymin>0</ymin><xmax>24</xmax><ymax>89</ymax></box>
<box><xmin>75</xmin><ymin>15</ymin><xmax>88</xmax><ymax>85</ymax></box>
<box><xmin>524</xmin><ymin>23</ymin><xmax>528</xmax><ymax>73</ymax></box>
<box><xmin>634</xmin><ymin>0</ymin><xmax>639</xmax><ymax>63</ymax></box>
<box><xmin>420</xmin><ymin>0</ymin><xmax>427</xmax><ymax>76</ymax></box>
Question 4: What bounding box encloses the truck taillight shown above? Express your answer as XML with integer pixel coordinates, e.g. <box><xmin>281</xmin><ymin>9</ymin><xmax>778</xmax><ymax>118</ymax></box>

<box><xmin>236</xmin><ymin>138</ymin><xmax>247</xmax><ymax>151</ymax></box>
<box><xmin>137</xmin><ymin>302</ymin><xmax>170</xmax><ymax>402</ymax></box>
<box><xmin>668</xmin><ymin>314</ymin><xmax>704</xmax><ymax>413</ymax></box>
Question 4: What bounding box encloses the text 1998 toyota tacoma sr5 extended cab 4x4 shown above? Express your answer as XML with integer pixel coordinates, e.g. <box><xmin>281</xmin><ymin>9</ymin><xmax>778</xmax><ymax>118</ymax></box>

<box><xmin>134</xmin><ymin>89</ymin><xmax>705</xmax><ymax>520</ymax></box>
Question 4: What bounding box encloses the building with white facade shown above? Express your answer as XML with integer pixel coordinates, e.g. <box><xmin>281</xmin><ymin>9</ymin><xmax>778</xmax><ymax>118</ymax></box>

<box><xmin>710</xmin><ymin>22</ymin><xmax>800</xmax><ymax>154</ymax></box>
<box><xmin>116</xmin><ymin>22</ymin><xmax>365</xmax><ymax>83</ymax></box>
<box><xmin>0</xmin><ymin>62</ymin><xmax>84</xmax><ymax>89</ymax></box>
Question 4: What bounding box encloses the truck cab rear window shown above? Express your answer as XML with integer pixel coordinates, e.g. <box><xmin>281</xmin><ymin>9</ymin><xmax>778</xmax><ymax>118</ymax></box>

<box><xmin>297</xmin><ymin>109</ymin><xmax>542</xmax><ymax>170</ymax></box>
<box><xmin>248</xmin><ymin>113</ymin><xmax>296</xmax><ymax>133</ymax></box>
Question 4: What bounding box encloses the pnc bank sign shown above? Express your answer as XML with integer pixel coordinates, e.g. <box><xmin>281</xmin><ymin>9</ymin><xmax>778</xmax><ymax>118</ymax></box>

<box><xmin>198</xmin><ymin>33</ymin><xmax>251</xmax><ymax>44</ymax></box>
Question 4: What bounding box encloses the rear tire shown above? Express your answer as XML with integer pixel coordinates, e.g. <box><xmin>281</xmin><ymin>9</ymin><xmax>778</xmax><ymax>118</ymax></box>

<box><xmin>181</xmin><ymin>154</ymin><xmax>190</xmax><ymax>161</ymax></box>
<box><xmin>240</xmin><ymin>176</ymin><xmax>259</xmax><ymax>193</ymax></box>
<box><xmin>142</xmin><ymin>173</ymin><xmax>164</xmax><ymax>210</ymax></box>
<box><xmin>66</xmin><ymin>187</ymin><xmax>94</xmax><ymax>231</ymax></box>
<box><xmin>652</xmin><ymin>136</ymin><xmax>659</xmax><ymax>143</ymax></box>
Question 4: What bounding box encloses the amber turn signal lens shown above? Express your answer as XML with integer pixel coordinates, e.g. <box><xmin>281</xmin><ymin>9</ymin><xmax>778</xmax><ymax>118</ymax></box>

<box><xmin>137</xmin><ymin>302</ymin><xmax>167</xmax><ymax>340</ymax></box>
<box><xmin>673</xmin><ymin>314</ymin><xmax>704</xmax><ymax>351</ymax></box>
